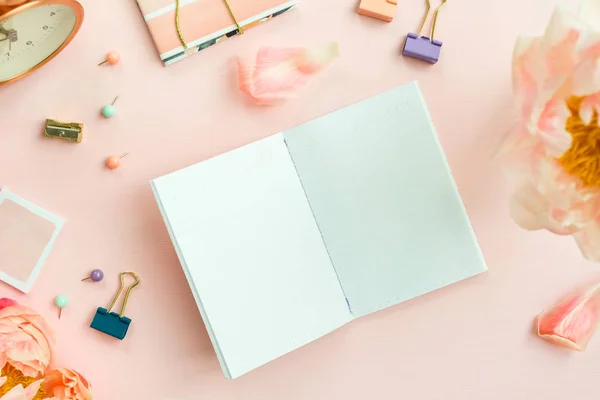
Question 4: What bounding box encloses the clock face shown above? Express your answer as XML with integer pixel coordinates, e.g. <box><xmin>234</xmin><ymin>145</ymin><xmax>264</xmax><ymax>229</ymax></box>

<box><xmin>0</xmin><ymin>4</ymin><xmax>77</xmax><ymax>82</ymax></box>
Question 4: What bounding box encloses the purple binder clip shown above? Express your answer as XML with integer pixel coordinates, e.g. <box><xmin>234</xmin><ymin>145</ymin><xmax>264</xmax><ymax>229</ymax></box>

<box><xmin>402</xmin><ymin>0</ymin><xmax>446</xmax><ymax>64</ymax></box>
<box><xmin>402</xmin><ymin>33</ymin><xmax>442</xmax><ymax>64</ymax></box>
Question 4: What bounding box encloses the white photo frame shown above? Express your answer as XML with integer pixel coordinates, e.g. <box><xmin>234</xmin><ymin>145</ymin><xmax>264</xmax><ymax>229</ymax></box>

<box><xmin>0</xmin><ymin>188</ymin><xmax>65</xmax><ymax>293</ymax></box>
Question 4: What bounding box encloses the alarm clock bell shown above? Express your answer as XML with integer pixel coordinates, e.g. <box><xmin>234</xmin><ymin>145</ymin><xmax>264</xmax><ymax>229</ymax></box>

<box><xmin>0</xmin><ymin>0</ymin><xmax>83</xmax><ymax>85</ymax></box>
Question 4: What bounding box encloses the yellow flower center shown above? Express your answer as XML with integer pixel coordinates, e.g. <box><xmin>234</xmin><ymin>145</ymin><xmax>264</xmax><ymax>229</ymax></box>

<box><xmin>0</xmin><ymin>364</ymin><xmax>46</xmax><ymax>400</ymax></box>
<box><xmin>558</xmin><ymin>96</ymin><xmax>600</xmax><ymax>188</ymax></box>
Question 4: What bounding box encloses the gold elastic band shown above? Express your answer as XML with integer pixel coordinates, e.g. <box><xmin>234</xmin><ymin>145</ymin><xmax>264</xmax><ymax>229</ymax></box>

<box><xmin>175</xmin><ymin>0</ymin><xmax>244</xmax><ymax>49</ymax></box>
<box><xmin>223</xmin><ymin>0</ymin><xmax>244</xmax><ymax>35</ymax></box>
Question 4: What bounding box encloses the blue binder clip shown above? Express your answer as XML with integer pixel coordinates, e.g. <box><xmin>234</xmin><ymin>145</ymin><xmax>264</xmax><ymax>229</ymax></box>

<box><xmin>90</xmin><ymin>272</ymin><xmax>140</xmax><ymax>340</ymax></box>
<box><xmin>402</xmin><ymin>0</ymin><xmax>446</xmax><ymax>64</ymax></box>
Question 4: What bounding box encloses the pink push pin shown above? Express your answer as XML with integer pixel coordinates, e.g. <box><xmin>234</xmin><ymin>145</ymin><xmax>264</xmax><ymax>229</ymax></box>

<box><xmin>98</xmin><ymin>51</ymin><xmax>120</xmax><ymax>66</ymax></box>
<box><xmin>105</xmin><ymin>153</ymin><xmax>129</xmax><ymax>170</ymax></box>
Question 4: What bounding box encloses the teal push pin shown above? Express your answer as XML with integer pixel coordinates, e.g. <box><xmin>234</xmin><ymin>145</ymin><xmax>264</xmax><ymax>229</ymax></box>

<box><xmin>54</xmin><ymin>295</ymin><xmax>68</xmax><ymax>319</ymax></box>
<box><xmin>101</xmin><ymin>96</ymin><xmax>119</xmax><ymax>118</ymax></box>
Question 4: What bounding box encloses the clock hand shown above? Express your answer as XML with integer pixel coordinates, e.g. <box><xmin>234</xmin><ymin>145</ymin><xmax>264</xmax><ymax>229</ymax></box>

<box><xmin>4</xmin><ymin>29</ymin><xmax>16</xmax><ymax>52</ymax></box>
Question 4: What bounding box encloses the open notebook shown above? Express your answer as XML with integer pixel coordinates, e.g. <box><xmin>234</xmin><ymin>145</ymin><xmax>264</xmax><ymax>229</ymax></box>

<box><xmin>151</xmin><ymin>81</ymin><xmax>487</xmax><ymax>379</ymax></box>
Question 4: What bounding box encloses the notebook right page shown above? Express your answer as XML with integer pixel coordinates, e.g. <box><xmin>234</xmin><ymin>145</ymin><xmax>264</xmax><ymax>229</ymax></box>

<box><xmin>283</xmin><ymin>81</ymin><xmax>487</xmax><ymax>318</ymax></box>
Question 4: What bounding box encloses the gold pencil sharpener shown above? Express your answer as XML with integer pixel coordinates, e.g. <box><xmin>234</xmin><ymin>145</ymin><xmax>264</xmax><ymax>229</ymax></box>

<box><xmin>44</xmin><ymin>119</ymin><xmax>83</xmax><ymax>143</ymax></box>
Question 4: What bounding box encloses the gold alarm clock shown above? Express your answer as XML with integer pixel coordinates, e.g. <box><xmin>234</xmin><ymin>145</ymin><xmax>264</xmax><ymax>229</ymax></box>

<box><xmin>0</xmin><ymin>0</ymin><xmax>83</xmax><ymax>85</ymax></box>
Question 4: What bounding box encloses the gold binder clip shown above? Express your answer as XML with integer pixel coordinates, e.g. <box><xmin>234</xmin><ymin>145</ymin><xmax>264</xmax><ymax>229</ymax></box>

<box><xmin>44</xmin><ymin>119</ymin><xmax>83</xmax><ymax>143</ymax></box>
<box><xmin>402</xmin><ymin>0</ymin><xmax>447</xmax><ymax>64</ymax></box>
<box><xmin>90</xmin><ymin>272</ymin><xmax>141</xmax><ymax>340</ymax></box>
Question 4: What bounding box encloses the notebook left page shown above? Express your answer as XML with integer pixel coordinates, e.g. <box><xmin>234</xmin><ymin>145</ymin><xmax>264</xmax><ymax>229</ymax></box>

<box><xmin>151</xmin><ymin>133</ymin><xmax>352</xmax><ymax>379</ymax></box>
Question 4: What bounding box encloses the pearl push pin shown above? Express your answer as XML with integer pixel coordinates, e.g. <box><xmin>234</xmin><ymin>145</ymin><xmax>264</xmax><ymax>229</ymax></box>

<box><xmin>54</xmin><ymin>295</ymin><xmax>68</xmax><ymax>319</ymax></box>
<box><xmin>82</xmin><ymin>269</ymin><xmax>104</xmax><ymax>282</ymax></box>
<box><xmin>98</xmin><ymin>51</ymin><xmax>120</xmax><ymax>66</ymax></box>
<box><xmin>105</xmin><ymin>153</ymin><xmax>129</xmax><ymax>169</ymax></box>
<box><xmin>90</xmin><ymin>272</ymin><xmax>140</xmax><ymax>340</ymax></box>
<box><xmin>101</xmin><ymin>96</ymin><xmax>119</xmax><ymax>118</ymax></box>
<box><xmin>402</xmin><ymin>0</ymin><xmax>447</xmax><ymax>64</ymax></box>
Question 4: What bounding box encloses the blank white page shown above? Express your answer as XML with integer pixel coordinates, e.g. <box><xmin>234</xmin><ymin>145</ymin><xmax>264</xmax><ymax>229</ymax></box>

<box><xmin>151</xmin><ymin>134</ymin><xmax>352</xmax><ymax>379</ymax></box>
<box><xmin>284</xmin><ymin>81</ymin><xmax>487</xmax><ymax>317</ymax></box>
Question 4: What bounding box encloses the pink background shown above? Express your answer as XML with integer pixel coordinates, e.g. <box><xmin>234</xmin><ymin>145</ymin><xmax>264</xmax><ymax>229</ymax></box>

<box><xmin>2</xmin><ymin>0</ymin><xmax>600</xmax><ymax>398</ymax></box>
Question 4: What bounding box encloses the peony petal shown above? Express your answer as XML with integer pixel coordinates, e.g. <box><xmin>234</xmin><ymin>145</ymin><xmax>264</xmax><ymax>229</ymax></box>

<box><xmin>534</xmin><ymin>99</ymin><xmax>572</xmax><ymax>156</ymax></box>
<box><xmin>574</xmin><ymin>220</ymin><xmax>600</xmax><ymax>261</ymax></box>
<box><xmin>513</xmin><ymin>36</ymin><xmax>543</xmax><ymax>121</ymax></box>
<box><xmin>238</xmin><ymin>42</ymin><xmax>339</xmax><ymax>105</ymax></box>
<box><xmin>578</xmin><ymin>0</ymin><xmax>600</xmax><ymax>29</ymax></box>
<box><xmin>0</xmin><ymin>299</ymin><xmax>17</xmax><ymax>311</ymax></box>
<box><xmin>496</xmin><ymin>125</ymin><xmax>545</xmax><ymax>182</ymax></box>
<box><xmin>0</xmin><ymin>376</ymin><xmax>6</xmax><ymax>387</ymax></box>
<box><xmin>578</xmin><ymin>93</ymin><xmax>600</xmax><ymax>126</ymax></box>
<box><xmin>537</xmin><ymin>281</ymin><xmax>600</xmax><ymax>350</ymax></box>
<box><xmin>571</xmin><ymin>58</ymin><xmax>600</xmax><ymax>97</ymax></box>
<box><xmin>509</xmin><ymin>182</ymin><xmax>549</xmax><ymax>231</ymax></box>
<box><xmin>540</xmin><ymin>7</ymin><xmax>583</xmax><ymax>60</ymax></box>
<box><xmin>538</xmin><ymin>8</ymin><xmax>581</xmax><ymax>102</ymax></box>
<box><xmin>0</xmin><ymin>379</ymin><xmax>42</xmax><ymax>400</ymax></box>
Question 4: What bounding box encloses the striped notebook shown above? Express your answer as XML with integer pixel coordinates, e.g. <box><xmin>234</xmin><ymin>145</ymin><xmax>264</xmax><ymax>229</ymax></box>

<box><xmin>136</xmin><ymin>0</ymin><xmax>296</xmax><ymax>65</ymax></box>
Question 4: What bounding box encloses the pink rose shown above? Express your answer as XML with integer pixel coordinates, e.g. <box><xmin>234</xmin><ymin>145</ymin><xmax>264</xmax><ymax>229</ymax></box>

<box><xmin>43</xmin><ymin>368</ymin><xmax>92</xmax><ymax>400</ymax></box>
<box><xmin>0</xmin><ymin>298</ymin><xmax>54</xmax><ymax>377</ymax></box>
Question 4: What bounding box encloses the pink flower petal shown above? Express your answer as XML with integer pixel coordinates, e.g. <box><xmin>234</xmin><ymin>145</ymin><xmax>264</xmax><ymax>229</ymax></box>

<box><xmin>0</xmin><ymin>299</ymin><xmax>17</xmax><ymax>311</ymax></box>
<box><xmin>0</xmin><ymin>380</ymin><xmax>42</xmax><ymax>400</ymax></box>
<box><xmin>578</xmin><ymin>93</ymin><xmax>600</xmax><ymax>125</ymax></box>
<box><xmin>509</xmin><ymin>182</ymin><xmax>549</xmax><ymax>231</ymax></box>
<box><xmin>496</xmin><ymin>125</ymin><xmax>546</xmax><ymax>181</ymax></box>
<box><xmin>513</xmin><ymin>37</ymin><xmax>543</xmax><ymax>121</ymax></box>
<box><xmin>509</xmin><ymin>181</ymin><xmax>579</xmax><ymax>235</ymax></box>
<box><xmin>238</xmin><ymin>42</ymin><xmax>339</xmax><ymax>105</ymax></box>
<box><xmin>574</xmin><ymin>221</ymin><xmax>600</xmax><ymax>261</ymax></box>
<box><xmin>571</xmin><ymin>58</ymin><xmax>600</xmax><ymax>97</ymax></box>
<box><xmin>537</xmin><ymin>281</ymin><xmax>600</xmax><ymax>350</ymax></box>
<box><xmin>534</xmin><ymin>99</ymin><xmax>572</xmax><ymax>156</ymax></box>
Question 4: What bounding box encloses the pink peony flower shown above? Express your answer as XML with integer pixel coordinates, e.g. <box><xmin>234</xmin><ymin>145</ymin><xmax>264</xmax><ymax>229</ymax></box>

<box><xmin>501</xmin><ymin>6</ymin><xmax>600</xmax><ymax>260</ymax></box>
<box><xmin>0</xmin><ymin>379</ymin><xmax>42</xmax><ymax>400</ymax></box>
<box><xmin>237</xmin><ymin>42</ymin><xmax>339</xmax><ymax>105</ymax></box>
<box><xmin>43</xmin><ymin>368</ymin><xmax>92</xmax><ymax>400</ymax></box>
<box><xmin>0</xmin><ymin>298</ymin><xmax>54</xmax><ymax>378</ymax></box>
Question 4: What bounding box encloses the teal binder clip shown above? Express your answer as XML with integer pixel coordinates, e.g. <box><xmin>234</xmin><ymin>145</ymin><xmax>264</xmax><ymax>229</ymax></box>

<box><xmin>90</xmin><ymin>272</ymin><xmax>140</xmax><ymax>340</ymax></box>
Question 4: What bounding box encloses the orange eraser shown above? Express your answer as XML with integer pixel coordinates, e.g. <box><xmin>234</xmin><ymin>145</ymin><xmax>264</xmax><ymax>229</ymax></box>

<box><xmin>357</xmin><ymin>0</ymin><xmax>398</xmax><ymax>23</ymax></box>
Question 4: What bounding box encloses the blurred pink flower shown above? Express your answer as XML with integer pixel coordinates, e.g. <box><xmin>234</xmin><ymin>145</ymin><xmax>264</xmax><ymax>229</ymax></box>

<box><xmin>0</xmin><ymin>379</ymin><xmax>42</xmax><ymax>400</ymax></box>
<box><xmin>237</xmin><ymin>42</ymin><xmax>339</xmax><ymax>105</ymax></box>
<box><xmin>501</xmin><ymin>6</ymin><xmax>600</xmax><ymax>260</ymax></box>
<box><xmin>43</xmin><ymin>368</ymin><xmax>92</xmax><ymax>400</ymax></box>
<box><xmin>0</xmin><ymin>299</ymin><xmax>54</xmax><ymax>378</ymax></box>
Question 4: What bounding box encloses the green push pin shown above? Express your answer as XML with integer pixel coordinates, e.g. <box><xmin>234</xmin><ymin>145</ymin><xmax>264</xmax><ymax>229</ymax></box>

<box><xmin>54</xmin><ymin>295</ymin><xmax>68</xmax><ymax>319</ymax></box>
<box><xmin>101</xmin><ymin>96</ymin><xmax>119</xmax><ymax>118</ymax></box>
